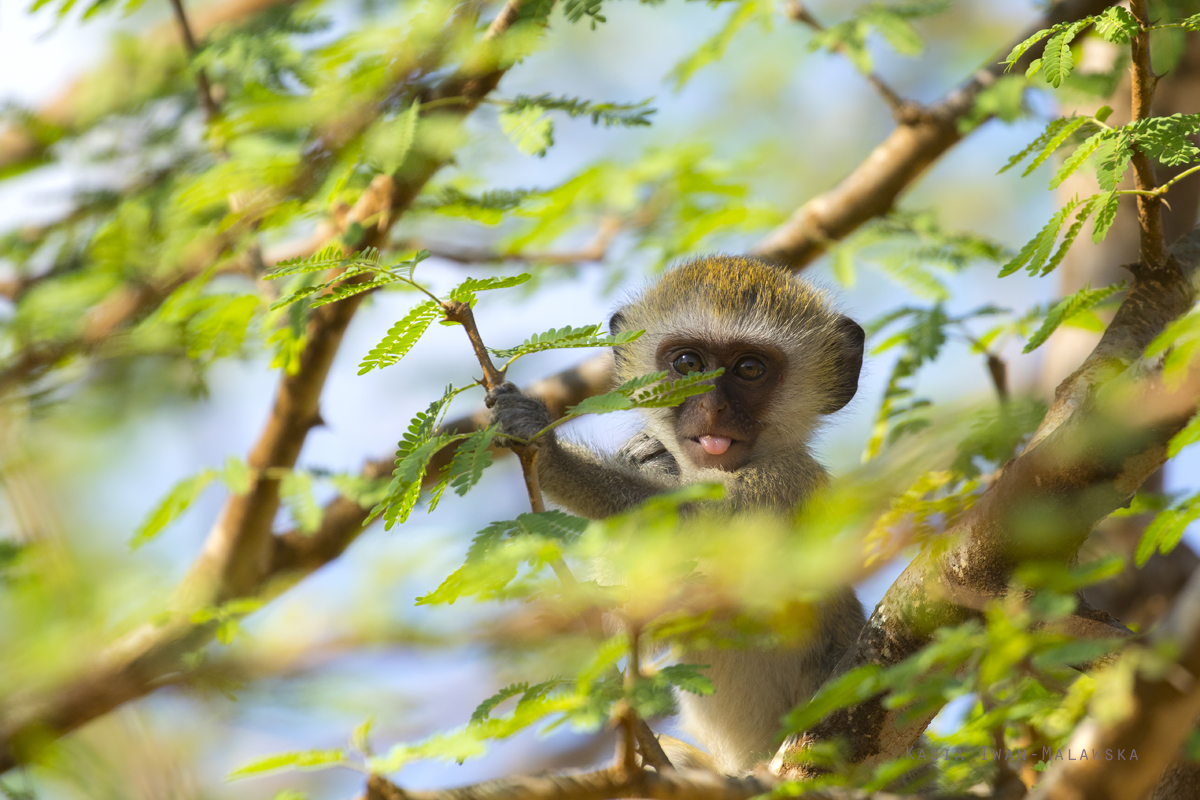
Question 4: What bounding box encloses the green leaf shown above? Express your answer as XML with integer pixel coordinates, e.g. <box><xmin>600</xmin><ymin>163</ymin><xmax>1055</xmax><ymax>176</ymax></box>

<box><xmin>1023</xmin><ymin>280</ymin><xmax>1125</xmax><ymax>353</ymax></box>
<box><xmin>227</xmin><ymin>749</ymin><xmax>345</xmax><ymax>780</ymax></box>
<box><xmin>131</xmin><ymin>470</ymin><xmax>218</xmax><ymax>549</ymax></box>
<box><xmin>1095</xmin><ymin>135</ymin><xmax>1133</xmax><ymax>192</ymax></box>
<box><xmin>999</xmin><ymin>117</ymin><xmax>1070</xmax><ymax>174</ymax></box>
<box><xmin>783</xmin><ymin>664</ymin><xmax>882</xmax><ymax>734</ymax></box>
<box><xmin>219</xmin><ymin>457</ymin><xmax>253</xmax><ymax>495</ymax></box>
<box><xmin>281</xmin><ymin>471</ymin><xmax>323</xmax><ymax>534</ymax></box>
<box><xmin>364</xmin><ymin>100</ymin><xmax>420</xmax><ymax>175</ymax></box>
<box><xmin>1137</xmin><ymin>492</ymin><xmax>1200</xmax><ymax>566</ymax></box>
<box><xmin>268</xmin><ymin>244</ymin><xmax>349</xmax><ymax>279</ymax></box>
<box><xmin>1002</xmin><ymin>28</ymin><xmax>1054</xmax><ymax>70</ymax></box>
<box><xmin>1169</xmin><ymin>411</ymin><xmax>1200</xmax><ymax>458</ymax></box>
<box><xmin>1041</xmin><ymin>27</ymin><xmax>1078</xmax><ymax>88</ymax></box>
<box><xmin>629</xmin><ymin>368</ymin><xmax>722</xmax><ymax>409</ymax></box>
<box><xmin>448</xmin><ymin>273</ymin><xmax>532</xmax><ymax>305</ymax></box>
<box><xmin>1050</xmin><ymin>131</ymin><xmax>1112</xmax><ymax>189</ymax></box>
<box><xmin>308</xmin><ymin>276</ymin><xmax>397</xmax><ymax>307</ymax></box>
<box><xmin>1131</xmin><ymin>113</ymin><xmax>1200</xmax><ymax>167</ymax></box>
<box><xmin>505</xmin><ymin>95</ymin><xmax>655</xmax><ymax>128</ymax></box>
<box><xmin>1040</xmin><ymin>194</ymin><xmax>1103</xmax><ymax>277</ymax></box>
<box><xmin>658</xmin><ymin>664</ymin><xmax>714</xmax><ymax>696</ymax></box>
<box><xmin>491</xmin><ymin>325</ymin><xmax>642</xmax><ymax>361</ymax></box>
<box><xmin>1000</xmin><ymin>200</ymin><xmax>1076</xmax><ymax>277</ymax></box>
<box><xmin>1095</xmin><ymin>6</ymin><xmax>1138</xmax><ymax>44</ymax></box>
<box><xmin>669</xmin><ymin>0</ymin><xmax>765</xmax><ymax>89</ymax></box>
<box><xmin>471</xmin><ymin>683</ymin><xmax>530</xmax><ymax>723</ymax></box>
<box><xmin>448</xmin><ymin>427</ymin><xmax>496</xmax><ymax>497</ymax></box>
<box><xmin>1023</xmin><ymin>116</ymin><xmax>1089</xmax><ymax>177</ymax></box>
<box><xmin>500</xmin><ymin>106</ymin><xmax>554</xmax><ymax>157</ymax></box>
<box><xmin>1092</xmin><ymin>192</ymin><xmax>1121</xmax><ymax>243</ymax></box>
<box><xmin>359</xmin><ymin>300</ymin><xmax>442</xmax><ymax>374</ymax></box>
<box><xmin>866</xmin><ymin>8</ymin><xmax>923</xmax><ymax>56</ymax></box>
<box><xmin>270</xmin><ymin>283</ymin><xmax>326</xmax><ymax>311</ymax></box>
<box><xmin>373</xmin><ymin>434</ymin><xmax>463</xmax><ymax>529</ymax></box>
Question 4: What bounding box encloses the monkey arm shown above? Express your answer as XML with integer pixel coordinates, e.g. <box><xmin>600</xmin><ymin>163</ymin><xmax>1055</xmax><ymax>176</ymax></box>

<box><xmin>486</xmin><ymin>383</ymin><xmax>676</xmax><ymax>520</ymax></box>
<box><xmin>535</xmin><ymin>436</ymin><xmax>676</xmax><ymax>519</ymax></box>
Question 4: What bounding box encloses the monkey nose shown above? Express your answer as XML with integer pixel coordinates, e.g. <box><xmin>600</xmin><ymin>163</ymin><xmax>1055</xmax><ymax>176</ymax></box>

<box><xmin>699</xmin><ymin>435</ymin><xmax>732</xmax><ymax>455</ymax></box>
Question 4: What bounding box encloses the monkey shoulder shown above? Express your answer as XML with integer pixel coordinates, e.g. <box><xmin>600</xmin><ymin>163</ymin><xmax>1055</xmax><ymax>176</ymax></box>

<box><xmin>614</xmin><ymin>432</ymin><xmax>681</xmax><ymax>479</ymax></box>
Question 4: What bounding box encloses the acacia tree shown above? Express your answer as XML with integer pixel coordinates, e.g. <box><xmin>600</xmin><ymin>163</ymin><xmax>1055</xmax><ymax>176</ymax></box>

<box><xmin>5</xmin><ymin>0</ymin><xmax>1200</xmax><ymax>799</ymax></box>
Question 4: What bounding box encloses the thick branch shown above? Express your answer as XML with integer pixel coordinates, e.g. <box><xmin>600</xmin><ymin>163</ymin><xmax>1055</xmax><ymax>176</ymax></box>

<box><xmin>752</xmin><ymin>0</ymin><xmax>1118</xmax><ymax>270</ymax></box>
<box><xmin>1029</xmin><ymin>567</ymin><xmax>1200</xmax><ymax>800</ymax></box>
<box><xmin>773</xmin><ymin>229</ymin><xmax>1200</xmax><ymax>775</ymax></box>
<box><xmin>0</xmin><ymin>0</ymin><xmax>299</xmax><ymax>171</ymax></box>
<box><xmin>0</xmin><ymin>0</ymin><xmax>536</xmax><ymax>771</ymax></box>
<box><xmin>362</xmin><ymin>768</ymin><xmax>997</xmax><ymax>800</ymax></box>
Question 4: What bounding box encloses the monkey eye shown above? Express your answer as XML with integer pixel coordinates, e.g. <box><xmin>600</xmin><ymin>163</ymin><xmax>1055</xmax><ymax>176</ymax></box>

<box><xmin>672</xmin><ymin>352</ymin><xmax>704</xmax><ymax>375</ymax></box>
<box><xmin>733</xmin><ymin>357</ymin><xmax>766</xmax><ymax>381</ymax></box>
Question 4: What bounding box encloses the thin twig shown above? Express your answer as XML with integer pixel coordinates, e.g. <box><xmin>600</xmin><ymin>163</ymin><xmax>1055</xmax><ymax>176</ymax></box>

<box><xmin>616</xmin><ymin>626</ymin><xmax>642</xmax><ymax>775</ymax></box>
<box><xmin>167</xmin><ymin>0</ymin><xmax>221</xmax><ymax>121</ymax></box>
<box><xmin>414</xmin><ymin>216</ymin><xmax>623</xmax><ymax>267</ymax></box>
<box><xmin>442</xmin><ymin>300</ymin><xmax>608</xmax><ymax>642</ymax></box>
<box><xmin>782</xmin><ymin>0</ymin><xmax>922</xmax><ymax>123</ymax></box>
<box><xmin>1128</xmin><ymin>0</ymin><xmax>1168</xmax><ymax>270</ymax></box>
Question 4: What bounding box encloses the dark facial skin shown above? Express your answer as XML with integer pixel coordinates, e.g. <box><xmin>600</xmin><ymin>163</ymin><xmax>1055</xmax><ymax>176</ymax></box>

<box><xmin>657</xmin><ymin>338</ymin><xmax>785</xmax><ymax>471</ymax></box>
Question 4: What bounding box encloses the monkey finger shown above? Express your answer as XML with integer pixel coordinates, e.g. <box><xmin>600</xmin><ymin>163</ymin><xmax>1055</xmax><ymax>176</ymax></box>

<box><xmin>484</xmin><ymin>381</ymin><xmax>520</xmax><ymax>408</ymax></box>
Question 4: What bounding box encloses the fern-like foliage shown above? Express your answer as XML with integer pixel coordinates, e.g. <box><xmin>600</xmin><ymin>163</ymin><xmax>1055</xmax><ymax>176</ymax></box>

<box><xmin>498</xmin><ymin>95</ymin><xmax>654</xmax><ymax>157</ymax></box>
<box><xmin>1022</xmin><ymin>281</ymin><xmax>1126</xmax><ymax>354</ymax></box>
<box><xmin>507</xmin><ymin>95</ymin><xmax>655</xmax><ymax>128</ymax></box>
<box><xmin>490</xmin><ymin>324</ymin><xmax>643</xmax><ymax>364</ymax></box>
<box><xmin>1005</xmin><ymin>7</ymin><xmax>1138</xmax><ymax>86</ymax></box>
<box><xmin>561</xmin><ymin>368</ymin><xmax>722</xmax><ymax>419</ymax></box>
<box><xmin>1137</xmin><ymin>491</ymin><xmax>1200</xmax><ymax>566</ymax></box>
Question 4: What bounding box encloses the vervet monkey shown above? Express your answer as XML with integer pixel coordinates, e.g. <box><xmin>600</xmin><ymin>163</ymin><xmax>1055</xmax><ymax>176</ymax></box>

<box><xmin>487</xmin><ymin>256</ymin><xmax>866</xmax><ymax>774</ymax></box>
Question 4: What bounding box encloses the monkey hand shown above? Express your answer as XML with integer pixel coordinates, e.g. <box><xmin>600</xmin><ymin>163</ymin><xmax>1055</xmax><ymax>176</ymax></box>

<box><xmin>486</xmin><ymin>382</ymin><xmax>553</xmax><ymax>445</ymax></box>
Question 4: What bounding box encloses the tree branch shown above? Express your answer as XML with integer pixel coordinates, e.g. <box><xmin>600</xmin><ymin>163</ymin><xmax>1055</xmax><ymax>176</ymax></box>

<box><xmin>772</xmin><ymin>228</ymin><xmax>1200</xmax><ymax>776</ymax></box>
<box><xmin>0</xmin><ymin>0</ymin><xmax>539</xmax><ymax>771</ymax></box>
<box><xmin>0</xmin><ymin>0</ymin><xmax>300</xmax><ymax>172</ymax></box>
<box><xmin>1029</xmin><ymin>566</ymin><xmax>1200</xmax><ymax>800</ymax></box>
<box><xmin>782</xmin><ymin>0</ymin><xmax>917</xmax><ymax>121</ymax></box>
<box><xmin>166</xmin><ymin>0</ymin><xmax>221</xmax><ymax>120</ymax></box>
<box><xmin>752</xmin><ymin>0</ymin><xmax>1119</xmax><ymax>270</ymax></box>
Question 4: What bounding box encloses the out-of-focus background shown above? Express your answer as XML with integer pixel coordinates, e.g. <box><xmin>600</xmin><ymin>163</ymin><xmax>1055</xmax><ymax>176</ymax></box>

<box><xmin>2</xmin><ymin>1</ymin><xmax>1198</xmax><ymax>797</ymax></box>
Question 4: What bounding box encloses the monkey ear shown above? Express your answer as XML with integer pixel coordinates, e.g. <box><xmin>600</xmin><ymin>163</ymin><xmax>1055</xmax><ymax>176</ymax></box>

<box><xmin>609</xmin><ymin>308</ymin><xmax>628</xmax><ymax>336</ymax></box>
<box><xmin>821</xmin><ymin>315</ymin><xmax>865</xmax><ymax>414</ymax></box>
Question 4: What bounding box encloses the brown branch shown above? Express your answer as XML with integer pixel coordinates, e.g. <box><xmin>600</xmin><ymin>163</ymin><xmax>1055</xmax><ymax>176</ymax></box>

<box><xmin>753</xmin><ymin>0</ymin><xmax>1119</xmax><ymax>271</ymax></box>
<box><xmin>0</xmin><ymin>0</ymin><xmax>300</xmax><ymax>172</ymax></box>
<box><xmin>782</xmin><ymin>0</ymin><xmax>918</xmax><ymax>122</ymax></box>
<box><xmin>167</xmin><ymin>0</ymin><xmax>221</xmax><ymax>120</ymax></box>
<box><xmin>1128</xmin><ymin>0</ymin><xmax>1169</xmax><ymax>270</ymax></box>
<box><xmin>1028</xmin><ymin>567</ymin><xmax>1200</xmax><ymax>800</ymax></box>
<box><xmin>362</xmin><ymin>767</ymin><xmax>1009</xmax><ymax>800</ymax></box>
<box><xmin>415</xmin><ymin>216</ymin><xmax>623</xmax><ymax>267</ymax></box>
<box><xmin>0</xmin><ymin>0</ymin><xmax>538</xmax><ymax>771</ymax></box>
<box><xmin>771</xmin><ymin>228</ymin><xmax>1200</xmax><ymax>776</ymax></box>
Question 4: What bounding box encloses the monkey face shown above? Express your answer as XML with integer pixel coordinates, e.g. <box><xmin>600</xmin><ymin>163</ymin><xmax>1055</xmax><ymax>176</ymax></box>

<box><xmin>656</xmin><ymin>337</ymin><xmax>786</xmax><ymax>471</ymax></box>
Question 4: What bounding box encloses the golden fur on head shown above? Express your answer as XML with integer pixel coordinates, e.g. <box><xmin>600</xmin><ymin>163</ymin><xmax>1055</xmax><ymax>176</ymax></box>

<box><xmin>610</xmin><ymin>256</ymin><xmax>863</xmax><ymax>456</ymax></box>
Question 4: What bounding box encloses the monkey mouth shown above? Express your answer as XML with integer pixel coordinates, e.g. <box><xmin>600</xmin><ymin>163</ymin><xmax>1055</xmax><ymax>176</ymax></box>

<box><xmin>696</xmin><ymin>435</ymin><xmax>734</xmax><ymax>455</ymax></box>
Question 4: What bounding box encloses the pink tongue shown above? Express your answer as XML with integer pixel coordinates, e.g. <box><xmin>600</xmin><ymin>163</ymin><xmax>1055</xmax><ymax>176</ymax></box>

<box><xmin>699</xmin><ymin>435</ymin><xmax>732</xmax><ymax>455</ymax></box>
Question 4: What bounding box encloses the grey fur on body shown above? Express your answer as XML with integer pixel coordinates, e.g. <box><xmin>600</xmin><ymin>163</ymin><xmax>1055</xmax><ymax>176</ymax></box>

<box><xmin>486</xmin><ymin>383</ymin><xmax>865</xmax><ymax>774</ymax></box>
<box><xmin>485</xmin><ymin>256</ymin><xmax>867</xmax><ymax>775</ymax></box>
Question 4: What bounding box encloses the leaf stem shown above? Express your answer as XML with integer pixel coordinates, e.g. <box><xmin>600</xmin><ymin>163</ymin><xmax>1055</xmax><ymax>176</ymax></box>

<box><xmin>442</xmin><ymin>299</ymin><xmax>606</xmax><ymax>641</ymax></box>
<box><xmin>167</xmin><ymin>0</ymin><xmax>221</xmax><ymax>122</ymax></box>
